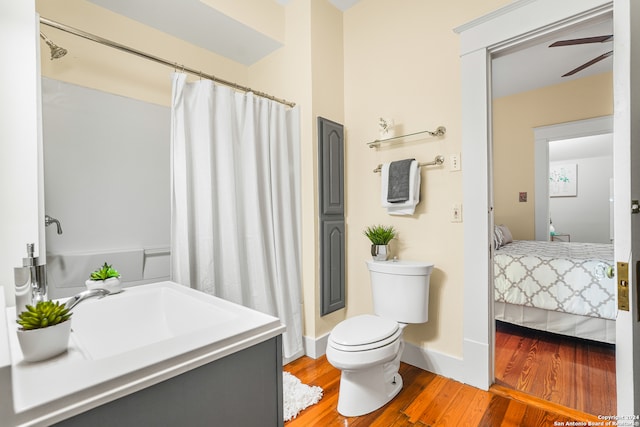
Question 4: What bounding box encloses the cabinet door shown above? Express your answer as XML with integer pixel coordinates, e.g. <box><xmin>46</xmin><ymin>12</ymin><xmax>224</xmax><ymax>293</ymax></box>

<box><xmin>318</xmin><ymin>117</ymin><xmax>344</xmax><ymax>216</ymax></box>
<box><xmin>321</xmin><ymin>219</ymin><xmax>345</xmax><ymax>315</ymax></box>
<box><xmin>318</xmin><ymin>117</ymin><xmax>345</xmax><ymax>316</ymax></box>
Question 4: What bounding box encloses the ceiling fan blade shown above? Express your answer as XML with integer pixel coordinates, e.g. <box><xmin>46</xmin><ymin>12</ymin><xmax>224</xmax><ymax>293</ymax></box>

<box><xmin>562</xmin><ymin>50</ymin><xmax>613</xmax><ymax>77</ymax></box>
<box><xmin>550</xmin><ymin>35</ymin><xmax>613</xmax><ymax>47</ymax></box>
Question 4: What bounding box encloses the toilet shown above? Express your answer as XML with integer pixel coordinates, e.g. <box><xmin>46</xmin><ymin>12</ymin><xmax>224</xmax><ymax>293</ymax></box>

<box><xmin>326</xmin><ymin>259</ymin><xmax>433</xmax><ymax>417</ymax></box>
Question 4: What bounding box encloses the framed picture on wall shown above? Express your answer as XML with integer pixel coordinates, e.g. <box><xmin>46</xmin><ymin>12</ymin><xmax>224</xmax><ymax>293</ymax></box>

<box><xmin>549</xmin><ymin>163</ymin><xmax>577</xmax><ymax>197</ymax></box>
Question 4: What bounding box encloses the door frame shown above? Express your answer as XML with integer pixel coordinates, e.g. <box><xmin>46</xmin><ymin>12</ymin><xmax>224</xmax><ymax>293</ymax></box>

<box><xmin>456</xmin><ymin>0</ymin><xmax>639</xmax><ymax>414</ymax></box>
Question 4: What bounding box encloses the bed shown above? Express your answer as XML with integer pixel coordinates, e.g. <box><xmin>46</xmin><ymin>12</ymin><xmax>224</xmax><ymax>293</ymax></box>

<box><xmin>493</xmin><ymin>235</ymin><xmax>616</xmax><ymax>344</ymax></box>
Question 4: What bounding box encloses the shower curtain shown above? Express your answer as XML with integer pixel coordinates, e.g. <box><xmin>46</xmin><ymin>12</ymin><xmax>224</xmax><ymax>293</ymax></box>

<box><xmin>170</xmin><ymin>73</ymin><xmax>303</xmax><ymax>361</ymax></box>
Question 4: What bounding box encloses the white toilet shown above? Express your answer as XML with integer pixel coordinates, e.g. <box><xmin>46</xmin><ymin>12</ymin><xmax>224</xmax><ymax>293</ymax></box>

<box><xmin>326</xmin><ymin>259</ymin><xmax>433</xmax><ymax>417</ymax></box>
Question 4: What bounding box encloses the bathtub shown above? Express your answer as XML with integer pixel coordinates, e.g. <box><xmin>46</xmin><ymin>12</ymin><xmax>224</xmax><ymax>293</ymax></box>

<box><xmin>1</xmin><ymin>281</ymin><xmax>285</xmax><ymax>426</ymax></box>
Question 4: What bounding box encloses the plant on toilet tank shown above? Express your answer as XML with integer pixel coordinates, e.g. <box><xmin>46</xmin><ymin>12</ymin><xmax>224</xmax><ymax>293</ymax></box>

<box><xmin>364</xmin><ymin>225</ymin><xmax>396</xmax><ymax>261</ymax></box>
<box><xmin>86</xmin><ymin>262</ymin><xmax>122</xmax><ymax>293</ymax></box>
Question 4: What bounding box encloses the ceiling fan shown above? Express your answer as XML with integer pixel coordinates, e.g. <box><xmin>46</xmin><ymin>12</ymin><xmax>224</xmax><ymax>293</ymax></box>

<box><xmin>549</xmin><ymin>35</ymin><xmax>613</xmax><ymax>77</ymax></box>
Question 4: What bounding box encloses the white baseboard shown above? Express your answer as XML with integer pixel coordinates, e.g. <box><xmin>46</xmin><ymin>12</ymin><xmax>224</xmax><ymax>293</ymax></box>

<box><xmin>302</xmin><ymin>334</ymin><xmax>465</xmax><ymax>385</ymax></box>
<box><xmin>303</xmin><ymin>332</ymin><xmax>329</xmax><ymax>359</ymax></box>
<box><xmin>462</xmin><ymin>338</ymin><xmax>491</xmax><ymax>390</ymax></box>
<box><xmin>401</xmin><ymin>341</ymin><xmax>464</xmax><ymax>383</ymax></box>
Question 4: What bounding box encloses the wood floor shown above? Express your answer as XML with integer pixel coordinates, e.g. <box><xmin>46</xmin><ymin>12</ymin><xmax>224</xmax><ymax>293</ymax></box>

<box><xmin>495</xmin><ymin>321</ymin><xmax>616</xmax><ymax>416</ymax></box>
<box><xmin>284</xmin><ymin>354</ymin><xmax>603</xmax><ymax>426</ymax></box>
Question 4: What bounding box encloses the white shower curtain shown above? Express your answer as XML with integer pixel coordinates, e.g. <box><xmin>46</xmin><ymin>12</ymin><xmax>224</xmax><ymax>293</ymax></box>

<box><xmin>170</xmin><ymin>73</ymin><xmax>303</xmax><ymax>361</ymax></box>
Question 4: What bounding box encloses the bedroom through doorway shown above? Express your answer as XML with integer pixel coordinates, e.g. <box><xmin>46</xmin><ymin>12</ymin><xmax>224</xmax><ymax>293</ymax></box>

<box><xmin>490</xmin><ymin>14</ymin><xmax>616</xmax><ymax>416</ymax></box>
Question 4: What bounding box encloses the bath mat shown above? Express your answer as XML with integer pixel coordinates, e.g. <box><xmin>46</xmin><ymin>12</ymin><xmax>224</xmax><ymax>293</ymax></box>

<box><xmin>283</xmin><ymin>371</ymin><xmax>323</xmax><ymax>421</ymax></box>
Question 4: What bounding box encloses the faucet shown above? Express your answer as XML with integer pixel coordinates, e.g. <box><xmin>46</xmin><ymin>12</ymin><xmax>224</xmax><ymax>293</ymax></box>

<box><xmin>64</xmin><ymin>288</ymin><xmax>111</xmax><ymax>310</ymax></box>
<box><xmin>45</xmin><ymin>215</ymin><xmax>63</xmax><ymax>234</ymax></box>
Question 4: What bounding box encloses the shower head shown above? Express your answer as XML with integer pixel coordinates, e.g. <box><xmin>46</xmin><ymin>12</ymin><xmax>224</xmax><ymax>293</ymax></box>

<box><xmin>39</xmin><ymin>32</ymin><xmax>67</xmax><ymax>60</ymax></box>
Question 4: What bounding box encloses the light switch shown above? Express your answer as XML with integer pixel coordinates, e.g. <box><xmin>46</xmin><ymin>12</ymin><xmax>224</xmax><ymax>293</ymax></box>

<box><xmin>451</xmin><ymin>204</ymin><xmax>462</xmax><ymax>222</ymax></box>
<box><xmin>450</xmin><ymin>153</ymin><xmax>461</xmax><ymax>171</ymax></box>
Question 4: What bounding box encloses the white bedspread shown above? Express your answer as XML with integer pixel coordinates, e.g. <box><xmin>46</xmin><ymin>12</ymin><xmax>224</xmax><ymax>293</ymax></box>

<box><xmin>494</xmin><ymin>240</ymin><xmax>616</xmax><ymax>320</ymax></box>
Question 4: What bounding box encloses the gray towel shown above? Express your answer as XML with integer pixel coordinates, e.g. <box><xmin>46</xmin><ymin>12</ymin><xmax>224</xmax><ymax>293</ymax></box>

<box><xmin>387</xmin><ymin>159</ymin><xmax>415</xmax><ymax>203</ymax></box>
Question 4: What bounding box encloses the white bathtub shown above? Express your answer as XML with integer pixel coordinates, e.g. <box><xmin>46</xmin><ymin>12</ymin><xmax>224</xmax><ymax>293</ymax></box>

<box><xmin>1</xmin><ymin>281</ymin><xmax>285</xmax><ymax>426</ymax></box>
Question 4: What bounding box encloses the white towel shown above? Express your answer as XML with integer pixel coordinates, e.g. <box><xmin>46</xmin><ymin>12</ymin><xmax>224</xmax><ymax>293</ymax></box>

<box><xmin>381</xmin><ymin>160</ymin><xmax>421</xmax><ymax>215</ymax></box>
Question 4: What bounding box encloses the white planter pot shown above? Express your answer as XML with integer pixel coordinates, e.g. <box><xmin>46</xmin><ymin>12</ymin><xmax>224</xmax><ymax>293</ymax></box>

<box><xmin>17</xmin><ymin>320</ymin><xmax>71</xmax><ymax>362</ymax></box>
<box><xmin>85</xmin><ymin>277</ymin><xmax>122</xmax><ymax>293</ymax></box>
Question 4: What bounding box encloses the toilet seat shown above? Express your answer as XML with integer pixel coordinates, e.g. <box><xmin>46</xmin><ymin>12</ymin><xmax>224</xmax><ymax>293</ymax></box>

<box><xmin>329</xmin><ymin>314</ymin><xmax>400</xmax><ymax>352</ymax></box>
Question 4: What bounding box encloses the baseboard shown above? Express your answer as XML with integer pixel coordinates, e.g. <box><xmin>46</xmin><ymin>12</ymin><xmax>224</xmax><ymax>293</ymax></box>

<box><xmin>462</xmin><ymin>338</ymin><xmax>491</xmax><ymax>390</ymax></box>
<box><xmin>303</xmin><ymin>332</ymin><xmax>329</xmax><ymax>359</ymax></box>
<box><xmin>302</xmin><ymin>334</ymin><xmax>465</xmax><ymax>384</ymax></box>
<box><xmin>400</xmin><ymin>341</ymin><xmax>464</xmax><ymax>383</ymax></box>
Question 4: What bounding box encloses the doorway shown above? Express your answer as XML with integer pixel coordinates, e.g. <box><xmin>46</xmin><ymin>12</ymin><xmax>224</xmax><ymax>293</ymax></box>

<box><xmin>493</xmin><ymin>116</ymin><xmax>616</xmax><ymax>415</ymax></box>
<box><xmin>490</xmin><ymin>18</ymin><xmax>616</xmax><ymax>414</ymax></box>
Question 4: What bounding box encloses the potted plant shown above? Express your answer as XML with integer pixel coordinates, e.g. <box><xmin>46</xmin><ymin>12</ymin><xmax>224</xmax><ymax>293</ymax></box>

<box><xmin>86</xmin><ymin>262</ymin><xmax>122</xmax><ymax>293</ymax></box>
<box><xmin>16</xmin><ymin>300</ymin><xmax>72</xmax><ymax>362</ymax></box>
<box><xmin>363</xmin><ymin>225</ymin><xmax>396</xmax><ymax>261</ymax></box>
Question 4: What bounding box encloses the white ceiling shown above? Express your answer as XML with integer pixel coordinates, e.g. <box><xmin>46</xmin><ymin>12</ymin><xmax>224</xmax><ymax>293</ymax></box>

<box><xmin>276</xmin><ymin>0</ymin><xmax>361</xmax><ymax>11</ymax></box>
<box><xmin>492</xmin><ymin>17</ymin><xmax>613</xmax><ymax>98</ymax></box>
<box><xmin>84</xmin><ymin>1</ymin><xmax>612</xmax><ymax>97</ymax></box>
<box><xmin>86</xmin><ymin>0</ymin><xmax>283</xmax><ymax>65</ymax></box>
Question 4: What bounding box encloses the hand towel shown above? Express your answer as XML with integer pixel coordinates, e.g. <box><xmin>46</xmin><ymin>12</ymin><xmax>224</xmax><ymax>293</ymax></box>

<box><xmin>387</xmin><ymin>159</ymin><xmax>414</xmax><ymax>203</ymax></box>
<box><xmin>381</xmin><ymin>160</ymin><xmax>421</xmax><ymax>215</ymax></box>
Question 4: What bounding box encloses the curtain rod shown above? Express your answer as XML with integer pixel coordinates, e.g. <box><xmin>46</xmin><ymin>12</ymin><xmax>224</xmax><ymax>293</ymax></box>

<box><xmin>39</xmin><ymin>17</ymin><xmax>296</xmax><ymax>107</ymax></box>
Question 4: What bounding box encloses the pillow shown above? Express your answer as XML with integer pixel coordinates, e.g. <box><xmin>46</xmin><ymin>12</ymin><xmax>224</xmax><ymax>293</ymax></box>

<box><xmin>493</xmin><ymin>226</ymin><xmax>504</xmax><ymax>250</ymax></box>
<box><xmin>497</xmin><ymin>224</ymin><xmax>513</xmax><ymax>245</ymax></box>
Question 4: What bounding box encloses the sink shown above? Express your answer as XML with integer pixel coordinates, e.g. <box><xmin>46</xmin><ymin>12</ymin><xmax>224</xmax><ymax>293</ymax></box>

<box><xmin>5</xmin><ymin>281</ymin><xmax>284</xmax><ymax>423</ymax></box>
<box><xmin>70</xmin><ymin>284</ymin><xmax>237</xmax><ymax>359</ymax></box>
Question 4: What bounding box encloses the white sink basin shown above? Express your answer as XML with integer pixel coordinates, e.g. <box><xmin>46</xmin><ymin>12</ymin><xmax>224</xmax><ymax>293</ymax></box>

<box><xmin>4</xmin><ymin>281</ymin><xmax>284</xmax><ymax>425</ymax></box>
<box><xmin>70</xmin><ymin>285</ymin><xmax>237</xmax><ymax>359</ymax></box>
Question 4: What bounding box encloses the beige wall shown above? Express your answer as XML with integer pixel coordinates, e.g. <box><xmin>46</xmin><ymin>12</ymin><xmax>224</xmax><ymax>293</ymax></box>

<box><xmin>342</xmin><ymin>0</ymin><xmax>509</xmax><ymax>357</ymax></box>
<box><xmin>33</xmin><ymin>0</ymin><xmax>525</xmax><ymax>360</ymax></box>
<box><xmin>493</xmin><ymin>72</ymin><xmax>613</xmax><ymax>239</ymax></box>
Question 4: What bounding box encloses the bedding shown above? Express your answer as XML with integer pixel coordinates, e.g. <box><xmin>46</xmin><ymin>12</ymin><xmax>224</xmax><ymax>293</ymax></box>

<box><xmin>494</xmin><ymin>240</ymin><xmax>616</xmax><ymax>321</ymax></box>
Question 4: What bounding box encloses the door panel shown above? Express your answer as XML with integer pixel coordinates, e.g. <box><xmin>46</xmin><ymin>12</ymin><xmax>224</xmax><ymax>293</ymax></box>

<box><xmin>613</xmin><ymin>0</ymin><xmax>640</xmax><ymax>414</ymax></box>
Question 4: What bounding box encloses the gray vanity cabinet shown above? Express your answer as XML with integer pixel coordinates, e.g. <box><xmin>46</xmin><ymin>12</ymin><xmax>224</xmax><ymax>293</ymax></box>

<box><xmin>53</xmin><ymin>336</ymin><xmax>284</xmax><ymax>427</ymax></box>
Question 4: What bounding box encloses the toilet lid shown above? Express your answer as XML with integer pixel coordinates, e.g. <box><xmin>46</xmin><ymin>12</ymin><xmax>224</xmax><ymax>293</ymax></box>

<box><xmin>329</xmin><ymin>314</ymin><xmax>400</xmax><ymax>352</ymax></box>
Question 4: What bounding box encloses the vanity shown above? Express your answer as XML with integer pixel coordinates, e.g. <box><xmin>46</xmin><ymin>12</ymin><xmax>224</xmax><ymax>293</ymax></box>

<box><xmin>0</xmin><ymin>282</ymin><xmax>285</xmax><ymax>427</ymax></box>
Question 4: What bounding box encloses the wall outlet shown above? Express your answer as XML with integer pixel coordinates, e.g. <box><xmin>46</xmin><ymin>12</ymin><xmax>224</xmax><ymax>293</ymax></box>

<box><xmin>450</xmin><ymin>153</ymin><xmax>461</xmax><ymax>171</ymax></box>
<box><xmin>451</xmin><ymin>204</ymin><xmax>462</xmax><ymax>222</ymax></box>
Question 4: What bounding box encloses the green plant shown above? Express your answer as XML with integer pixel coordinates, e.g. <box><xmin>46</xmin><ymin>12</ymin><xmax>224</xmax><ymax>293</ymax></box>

<box><xmin>16</xmin><ymin>300</ymin><xmax>72</xmax><ymax>330</ymax></box>
<box><xmin>89</xmin><ymin>262</ymin><xmax>120</xmax><ymax>281</ymax></box>
<box><xmin>363</xmin><ymin>225</ymin><xmax>397</xmax><ymax>245</ymax></box>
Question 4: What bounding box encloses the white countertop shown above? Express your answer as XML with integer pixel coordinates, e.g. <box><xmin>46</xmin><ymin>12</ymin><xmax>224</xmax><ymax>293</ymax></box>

<box><xmin>1</xmin><ymin>281</ymin><xmax>285</xmax><ymax>427</ymax></box>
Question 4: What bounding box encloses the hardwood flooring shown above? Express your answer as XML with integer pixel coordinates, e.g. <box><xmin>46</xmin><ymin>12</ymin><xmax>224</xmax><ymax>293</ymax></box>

<box><xmin>495</xmin><ymin>321</ymin><xmax>616</xmax><ymax>416</ymax></box>
<box><xmin>284</xmin><ymin>354</ymin><xmax>602</xmax><ymax>426</ymax></box>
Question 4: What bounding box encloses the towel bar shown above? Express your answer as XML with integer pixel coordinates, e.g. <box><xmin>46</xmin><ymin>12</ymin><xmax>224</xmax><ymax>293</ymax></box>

<box><xmin>367</xmin><ymin>126</ymin><xmax>446</xmax><ymax>148</ymax></box>
<box><xmin>373</xmin><ymin>155</ymin><xmax>445</xmax><ymax>173</ymax></box>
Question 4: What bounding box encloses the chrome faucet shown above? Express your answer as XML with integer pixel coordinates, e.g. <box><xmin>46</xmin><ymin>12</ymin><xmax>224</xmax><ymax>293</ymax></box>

<box><xmin>45</xmin><ymin>215</ymin><xmax>63</xmax><ymax>235</ymax></box>
<box><xmin>64</xmin><ymin>288</ymin><xmax>111</xmax><ymax>310</ymax></box>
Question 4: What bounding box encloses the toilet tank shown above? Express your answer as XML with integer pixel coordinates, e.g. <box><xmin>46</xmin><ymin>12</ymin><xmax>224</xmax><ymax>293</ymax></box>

<box><xmin>366</xmin><ymin>260</ymin><xmax>433</xmax><ymax>324</ymax></box>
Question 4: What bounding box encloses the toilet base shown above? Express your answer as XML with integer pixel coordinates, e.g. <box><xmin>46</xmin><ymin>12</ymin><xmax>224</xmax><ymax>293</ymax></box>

<box><xmin>336</xmin><ymin>364</ymin><xmax>403</xmax><ymax>417</ymax></box>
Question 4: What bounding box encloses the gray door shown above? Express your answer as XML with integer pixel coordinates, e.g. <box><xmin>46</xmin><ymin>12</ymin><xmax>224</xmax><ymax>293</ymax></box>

<box><xmin>318</xmin><ymin>117</ymin><xmax>345</xmax><ymax>315</ymax></box>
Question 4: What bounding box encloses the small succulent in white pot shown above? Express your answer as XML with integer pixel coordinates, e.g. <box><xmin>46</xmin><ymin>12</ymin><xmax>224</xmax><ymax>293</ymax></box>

<box><xmin>16</xmin><ymin>300</ymin><xmax>72</xmax><ymax>362</ymax></box>
<box><xmin>86</xmin><ymin>262</ymin><xmax>122</xmax><ymax>293</ymax></box>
